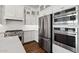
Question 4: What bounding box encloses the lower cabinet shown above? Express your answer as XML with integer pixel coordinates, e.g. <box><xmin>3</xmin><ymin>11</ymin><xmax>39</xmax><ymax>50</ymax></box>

<box><xmin>24</xmin><ymin>30</ymin><xmax>38</xmax><ymax>43</ymax></box>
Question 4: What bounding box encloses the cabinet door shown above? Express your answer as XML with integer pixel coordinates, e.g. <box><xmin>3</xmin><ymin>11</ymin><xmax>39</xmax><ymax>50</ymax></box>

<box><xmin>4</xmin><ymin>5</ymin><xmax>16</xmax><ymax>19</ymax></box>
<box><xmin>24</xmin><ymin>31</ymin><xmax>38</xmax><ymax>43</ymax></box>
<box><xmin>25</xmin><ymin>9</ymin><xmax>31</xmax><ymax>25</ymax></box>
<box><xmin>15</xmin><ymin>6</ymin><xmax>24</xmax><ymax>20</ymax></box>
<box><xmin>4</xmin><ymin>5</ymin><xmax>24</xmax><ymax>20</ymax></box>
<box><xmin>25</xmin><ymin>9</ymin><xmax>37</xmax><ymax>25</ymax></box>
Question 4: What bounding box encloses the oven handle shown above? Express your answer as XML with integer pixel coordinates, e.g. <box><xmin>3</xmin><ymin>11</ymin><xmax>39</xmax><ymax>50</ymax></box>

<box><xmin>54</xmin><ymin>32</ymin><xmax>76</xmax><ymax>36</ymax></box>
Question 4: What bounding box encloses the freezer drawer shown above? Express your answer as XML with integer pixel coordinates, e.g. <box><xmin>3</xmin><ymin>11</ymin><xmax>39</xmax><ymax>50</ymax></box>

<box><xmin>39</xmin><ymin>37</ymin><xmax>51</xmax><ymax>53</ymax></box>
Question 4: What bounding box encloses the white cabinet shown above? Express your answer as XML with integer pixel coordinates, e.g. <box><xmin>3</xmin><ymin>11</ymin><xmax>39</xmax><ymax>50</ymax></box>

<box><xmin>15</xmin><ymin>6</ymin><xmax>24</xmax><ymax>20</ymax></box>
<box><xmin>25</xmin><ymin>15</ymin><xmax>37</xmax><ymax>25</ymax></box>
<box><xmin>4</xmin><ymin>5</ymin><xmax>24</xmax><ymax>20</ymax></box>
<box><xmin>24</xmin><ymin>8</ymin><xmax>38</xmax><ymax>25</ymax></box>
<box><xmin>24</xmin><ymin>30</ymin><xmax>38</xmax><ymax>43</ymax></box>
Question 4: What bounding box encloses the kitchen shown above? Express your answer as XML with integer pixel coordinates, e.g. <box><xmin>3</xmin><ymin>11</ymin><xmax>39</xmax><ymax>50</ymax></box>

<box><xmin>0</xmin><ymin>5</ymin><xmax>52</xmax><ymax>53</ymax></box>
<box><xmin>0</xmin><ymin>5</ymin><xmax>79</xmax><ymax>53</ymax></box>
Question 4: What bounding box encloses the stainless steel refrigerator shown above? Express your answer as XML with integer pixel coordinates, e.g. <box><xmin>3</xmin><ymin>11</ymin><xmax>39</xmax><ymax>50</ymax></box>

<box><xmin>39</xmin><ymin>14</ymin><xmax>52</xmax><ymax>53</ymax></box>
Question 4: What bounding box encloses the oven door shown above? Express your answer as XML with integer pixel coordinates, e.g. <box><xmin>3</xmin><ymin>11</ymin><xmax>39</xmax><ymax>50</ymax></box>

<box><xmin>54</xmin><ymin>33</ymin><xmax>76</xmax><ymax>52</ymax></box>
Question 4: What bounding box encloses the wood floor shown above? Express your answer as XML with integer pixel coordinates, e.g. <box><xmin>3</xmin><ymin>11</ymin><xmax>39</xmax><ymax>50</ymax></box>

<box><xmin>23</xmin><ymin>40</ymin><xmax>46</xmax><ymax>53</ymax></box>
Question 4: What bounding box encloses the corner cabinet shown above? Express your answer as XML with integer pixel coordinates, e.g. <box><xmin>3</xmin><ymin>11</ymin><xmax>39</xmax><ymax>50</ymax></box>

<box><xmin>3</xmin><ymin>5</ymin><xmax>24</xmax><ymax>20</ymax></box>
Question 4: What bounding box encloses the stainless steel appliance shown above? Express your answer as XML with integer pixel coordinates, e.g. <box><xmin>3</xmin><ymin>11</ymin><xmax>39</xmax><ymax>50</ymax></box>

<box><xmin>4</xmin><ymin>30</ymin><xmax>24</xmax><ymax>44</ymax></box>
<box><xmin>54</xmin><ymin>7</ymin><xmax>76</xmax><ymax>25</ymax></box>
<box><xmin>54</xmin><ymin>27</ymin><xmax>77</xmax><ymax>52</ymax></box>
<box><xmin>39</xmin><ymin>14</ymin><xmax>52</xmax><ymax>53</ymax></box>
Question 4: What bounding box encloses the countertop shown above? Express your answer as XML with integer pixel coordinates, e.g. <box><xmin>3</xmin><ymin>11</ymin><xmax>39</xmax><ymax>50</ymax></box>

<box><xmin>0</xmin><ymin>36</ymin><xmax>26</xmax><ymax>53</ymax></box>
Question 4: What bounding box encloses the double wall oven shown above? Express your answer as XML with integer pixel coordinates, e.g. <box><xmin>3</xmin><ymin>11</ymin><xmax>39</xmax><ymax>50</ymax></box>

<box><xmin>54</xmin><ymin>27</ymin><xmax>77</xmax><ymax>52</ymax></box>
<box><xmin>53</xmin><ymin>6</ymin><xmax>78</xmax><ymax>52</ymax></box>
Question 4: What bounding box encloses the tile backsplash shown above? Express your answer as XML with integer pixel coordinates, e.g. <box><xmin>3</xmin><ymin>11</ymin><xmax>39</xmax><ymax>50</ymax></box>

<box><xmin>0</xmin><ymin>25</ymin><xmax>38</xmax><ymax>32</ymax></box>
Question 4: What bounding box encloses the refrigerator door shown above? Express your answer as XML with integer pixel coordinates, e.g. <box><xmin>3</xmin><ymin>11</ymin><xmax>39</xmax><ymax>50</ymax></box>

<box><xmin>44</xmin><ymin>15</ymin><xmax>51</xmax><ymax>39</ymax></box>
<box><xmin>44</xmin><ymin>16</ymin><xmax>48</xmax><ymax>38</ymax></box>
<box><xmin>47</xmin><ymin>15</ymin><xmax>51</xmax><ymax>38</ymax></box>
<box><xmin>39</xmin><ymin>17</ymin><xmax>44</xmax><ymax>36</ymax></box>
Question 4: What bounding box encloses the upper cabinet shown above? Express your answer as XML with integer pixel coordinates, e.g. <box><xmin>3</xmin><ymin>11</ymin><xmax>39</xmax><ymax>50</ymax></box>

<box><xmin>3</xmin><ymin>5</ymin><xmax>24</xmax><ymax>20</ymax></box>
<box><xmin>24</xmin><ymin>7</ymin><xmax>38</xmax><ymax>25</ymax></box>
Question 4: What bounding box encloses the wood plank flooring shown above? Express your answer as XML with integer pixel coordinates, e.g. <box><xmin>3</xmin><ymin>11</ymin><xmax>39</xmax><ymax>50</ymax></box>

<box><xmin>23</xmin><ymin>40</ymin><xmax>46</xmax><ymax>53</ymax></box>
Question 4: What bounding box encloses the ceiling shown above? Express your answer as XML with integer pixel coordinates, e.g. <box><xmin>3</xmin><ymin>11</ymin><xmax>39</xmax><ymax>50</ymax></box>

<box><xmin>26</xmin><ymin>5</ymin><xmax>40</xmax><ymax>9</ymax></box>
<box><xmin>25</xmin><ymin>5</ymin><xmax>51</xmax><ymax>10</ymax></box>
